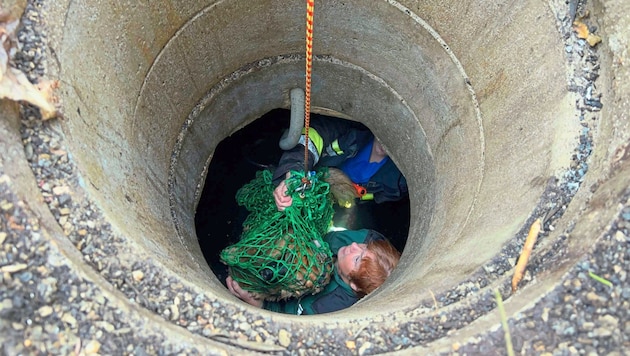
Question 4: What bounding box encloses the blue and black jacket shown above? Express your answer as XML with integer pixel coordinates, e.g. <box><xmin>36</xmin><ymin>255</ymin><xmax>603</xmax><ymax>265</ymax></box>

<box><xmin>272</xmin><ymin>114</ymin><xmax>408</xmax><ymax>203</ymax></box>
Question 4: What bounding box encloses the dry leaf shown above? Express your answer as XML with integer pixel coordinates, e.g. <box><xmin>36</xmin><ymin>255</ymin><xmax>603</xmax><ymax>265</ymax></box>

<box><xmin>0</xmin><ymin>12</ymin><xmax>58</xmax><ymax>120</ymax></box>
<box><xmin>0</xmin><ymin>14</ymin><xmax>19</xmax><ymax>80</ymax></box>
<box><xmin>572</xmin><ymin>20</ymin><xmax>602</xmax><ymax>47</ymax></box>
<box><xmin>0</xmin><ymin>67</ymin><xmax>58</xmax><ymax>119</ymax></box>
<box><xmin>586</xmin><ymin>33</ymin><xmax>602</xmax><ymax>47</ymax></box>
<box><xmin>572</xmin><ymin>21</ymin><xmax>590</xmax><ymax>39</ymax></box>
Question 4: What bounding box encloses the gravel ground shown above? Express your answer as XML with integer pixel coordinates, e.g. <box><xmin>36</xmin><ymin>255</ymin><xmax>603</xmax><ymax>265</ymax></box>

<box><xmin>1</xmin><ymin>0</ymin><xmax>628</xmax><ymax>355</ymax></box>
<box><xmin>0</xmin><ymin>179</ymin><xmax>212</xmax><ymax>355</ymax></box>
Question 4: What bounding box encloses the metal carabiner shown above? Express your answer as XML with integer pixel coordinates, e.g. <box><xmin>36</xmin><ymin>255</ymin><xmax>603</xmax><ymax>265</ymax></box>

<box><xmin>294</xmin><ymin>175</ymin><xmax>312</xmax><ymax>199</ymax></box>
<box><xmin>297</xmin><ymin>182</ymin><xmax>310</xmax><ymax>198</ymax></box>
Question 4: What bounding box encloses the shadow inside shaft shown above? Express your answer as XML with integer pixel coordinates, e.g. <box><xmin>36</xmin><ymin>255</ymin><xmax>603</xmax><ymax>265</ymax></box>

<box><xmin>194</xmin><ymin>109</ymin><xmax>410</xmax><ymax>285</ymax></box>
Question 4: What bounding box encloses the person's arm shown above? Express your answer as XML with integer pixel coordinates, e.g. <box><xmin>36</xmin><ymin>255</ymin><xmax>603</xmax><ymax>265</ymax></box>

<box><xmin>272</xmin><ymin>172</ymin><xmax>293</xmax><ymax>211</ymax></box>
<box><xmin>271</xmin><ymin>124</ymin><xmax>326</xmax><ymax>211</ymax></box>
<box><xmin>271</xmin><ymin>147</ymin><xmax>316</xmax><ymax>187</ymax></box>
<box><xmin>273</xmin><ymin>114</ymin><xmax>369</xmax><ymax>187</ymax></box>
<box><xmin>272</xmin><ymin>115</ymin><xmax>369</xmax><ymax>210</ymax></box>
<box><xmin>226</xmin><ymin>276</ymin><xmax>303</xmax><ymax>314</ymax></box>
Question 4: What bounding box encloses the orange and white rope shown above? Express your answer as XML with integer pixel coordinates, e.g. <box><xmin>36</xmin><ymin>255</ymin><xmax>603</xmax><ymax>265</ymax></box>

<box><xmin>303</xmin><ymin>0</ymin><xmax>315</xmax><ymax>172</ymax></box>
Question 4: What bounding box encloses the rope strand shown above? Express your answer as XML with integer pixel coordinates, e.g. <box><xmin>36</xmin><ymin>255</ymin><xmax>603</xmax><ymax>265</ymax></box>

<box><xmin>304</xmin><ymin>0</ymin><xmax>315</xmax><ymax>172</ymax></box>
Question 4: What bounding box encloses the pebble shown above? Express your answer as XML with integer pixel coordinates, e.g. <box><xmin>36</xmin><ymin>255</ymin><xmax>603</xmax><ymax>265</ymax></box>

<box><xmin>132</xmin><ymin>270</ymin><xmax>144</xmax><ymax>281</ymax></box>
<box><xmin>359</xmin><ymin>341</ymin><xmax>373</xmax><ymax>355</ymax></box>
<box><xmin>0</xmin><ymin>201</ymin><xmax>13</xmax><ymax>212</ymax></box>
<box><xmin>24</xmin><ymin>143</ymin><xmax>34</xmax><ymax>160</ymax></box>
<box><xmin>0</xmin><ymin>298</ymin><xmax>13</xmax><ymax>311</ymax></box>
<box><xmin>61</xmin><ymin>313</ymin><xmax>77</xmax><ymax>327</ymax></box>
<box><xmin>613</xmin><ymin>231</ymin><xmax>626</xmax><ymax>242</ymax></box>
<box><xmin>37</xmin><ymin>305</ymin><xmax>53</xmax><ymax>317</ymax></box>
<box><xmin>18</xmin><ymin>271</ymin><xmax>32</xmax><ymax>282</ymax></box>
<box><xmin>586</xmin><ymin>291</ymin><xmax>606</xmax><ymax>305</ymax></box>
<box><xmin>44</xmin><ymin>323</ymin><xmax>59</xmax><ymax>334</ymax></box>
<box><xmin>83</xmin><ymin>340</ymin><xmax>101</xmax><ymax>354</ymax></box>
<box><xmin>238</xmin><ymin>322</ymin><xmax>251</xmax><ymax>331</ymax></box>
<box><xmin>52</xmin><ymin>186</ymin><xmax>70</xmax><ymax>196</ymax></box>
<box><xmin>0</xmin><ymin>263</ymin><xmax>27</xmax><ymax>274</ymax></box>
<box><xmin>592</xmin><ymin>327</ymin><xmax>612</xmax><ymax>338</ymax></box>
<box><xmin>95</xmin><ymin>321</ymin><xmax>115</xmax><ymax>333</ymax></box>
<box><xmin>541</xmin><ymin>308</ymin><xmax>549</xmax><ymax>322</ymax></box>
<box><xmin>169</xmin><ymin>304</ymin><xmax>179</xmax><ymax>321</ymax></box>
<box><xmin>598</xmin><ymin>315</ymin><xmax>618</xmax><ymax>328</ymax></box>
<box><xmin>278</xmin><ymin>329</ymin><xmax>291</xmax><ymax>347</ymax></box>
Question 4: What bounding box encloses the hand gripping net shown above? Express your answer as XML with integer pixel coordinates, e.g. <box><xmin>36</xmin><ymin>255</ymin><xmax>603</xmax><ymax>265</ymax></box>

<box><xmin>220</xmin><ymin>169</ymin><xmax>335</xmax><ymax>301</ymax></box>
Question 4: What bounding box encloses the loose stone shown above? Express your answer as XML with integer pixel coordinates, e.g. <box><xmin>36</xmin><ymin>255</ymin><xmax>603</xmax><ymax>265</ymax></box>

<box><xmin>37</xmin><ymin>305</ymin><xmax>53</xmax><ymax>317</ymax></box>
<box><xmin>278</xmin><ymin>329</ymin><xmax>291</xmax><ymax>347</ymax></box>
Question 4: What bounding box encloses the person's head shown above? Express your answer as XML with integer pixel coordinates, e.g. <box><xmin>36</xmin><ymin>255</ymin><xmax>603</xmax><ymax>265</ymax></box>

<box><xmin>336</xmin><ymin>238</ymin><xmax>400</xmax><ymax>297</ymax></box>
<box><xmin>372</xmin><ymin>138</ymin><xmax>388</xmax><ymax>159</ymax></box>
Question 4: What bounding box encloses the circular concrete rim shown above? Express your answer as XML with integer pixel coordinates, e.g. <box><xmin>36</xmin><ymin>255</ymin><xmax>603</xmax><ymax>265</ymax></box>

<box><xmin>55</xmin><ymin>0</ymin><xmax>493</xmax><ymax>317</ymax></box>
<box><xmin>50</xmin><ymin>0</ymin><xmax>579</xmax><ymax>321</ymax></box>
<box><xmin>16</xmin><ymin>0</ymin><xmax>630</xmax><ymax>352</ymax></box>
<box><xmin>167</xmin><ymin>53</ymin><xmax>481</xmax><ymax>297</ymax></box>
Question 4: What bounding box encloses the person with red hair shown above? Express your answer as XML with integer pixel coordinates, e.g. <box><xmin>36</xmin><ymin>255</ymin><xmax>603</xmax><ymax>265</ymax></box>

<box><xmin>226</xmin><ymin>229</ymin><xmax>400</xmax><ymax>315</ymax></box>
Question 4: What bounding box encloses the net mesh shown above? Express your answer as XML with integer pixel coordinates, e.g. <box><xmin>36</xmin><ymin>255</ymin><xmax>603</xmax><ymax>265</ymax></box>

<box><xmin>220</xmin><ymin>169</ymin><xmax>335</xmax><ymax>301</ymax></box>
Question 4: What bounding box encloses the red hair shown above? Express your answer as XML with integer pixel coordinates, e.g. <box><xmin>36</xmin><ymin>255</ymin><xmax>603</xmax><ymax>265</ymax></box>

<box><xmin>348</xmin><ymin>239</ymin><xmax>400</xmax><ymax>297</ymax></box>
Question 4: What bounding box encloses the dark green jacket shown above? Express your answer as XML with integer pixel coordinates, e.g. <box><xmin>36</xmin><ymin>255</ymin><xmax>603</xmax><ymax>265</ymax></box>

<box><xmin>263</xmin><ymin>229</ymin><xmax>383</xmax><ymax>315</ymax></box>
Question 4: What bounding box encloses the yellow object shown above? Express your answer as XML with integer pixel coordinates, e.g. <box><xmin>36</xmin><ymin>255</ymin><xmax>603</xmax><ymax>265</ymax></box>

<box><xmin>360</xmin><ymin>193</ymin><xmax>374</xmax><ymax>201</ymax></box>
<box><xmin>331</xmin><ymin>139</ymin><xmax>344</xmax><ymax>155</ymax></box>
<box><xmin>572</xmin><ymin>20</ymin><xmax>602</xmax><ymax>47</ymax></box>
<box><xmin>302</xmin><ymin>127</ymin><xmax>324</xmax><ymax>155</ymax></box>
<box><xmin>511</xmin><ymin>218</ymin><xmax>542</xmax><ymax>292</ymax></box>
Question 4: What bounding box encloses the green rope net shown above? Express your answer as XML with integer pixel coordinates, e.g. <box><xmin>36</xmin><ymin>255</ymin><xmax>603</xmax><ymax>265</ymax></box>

<box><xmin>220</xmin><ymin>169</ymin><xmax>335</xmax><ymax>301</ymax></box>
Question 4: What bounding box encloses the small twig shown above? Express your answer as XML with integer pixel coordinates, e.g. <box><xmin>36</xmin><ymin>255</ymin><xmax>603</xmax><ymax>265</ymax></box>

<box><xmin>542</xmin><ymin>204</ymin><xmax>563</xmax><ymax>226</ymax></box>
<box><xmin>568</xmin><ymin>0</ymin><xmax>579</xmax><ymax>23</ymax></box>
<box><xmin>124</xmin><ymin>277</ymin><xmax>150</xmax><ymax>307</ymax></box>
<box><xmin>428</xmin><ymin>288</ymin><xmax>438</xmax><ymax>310</ymax></box>
<box><xmin>494</xmin><ymin>289</ymin><xmax>515</xmax><ymax>356</ymax></box>
<box><xmin>512</xmin><ymin>219</ymin><xmax>542</xmax><ymax>292</ymax></box>
<box><xmin>209</xmin><ymin>334</ymin><xmax>286</xmax><ymax>353</ymax></box>
<box><xmin>352</xmin><ymin>324</ymin><xmax>368</xmax><ymax>341</ymax></box>
<box><xmin>588</xmin><ymin>271</ymin><xmax>613</xmax><ymax>288</ymax></box>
